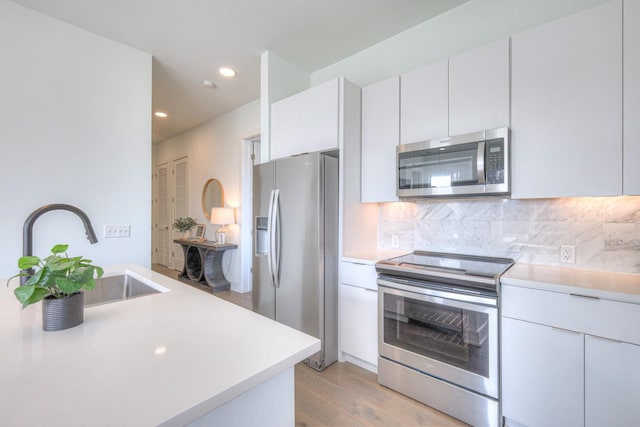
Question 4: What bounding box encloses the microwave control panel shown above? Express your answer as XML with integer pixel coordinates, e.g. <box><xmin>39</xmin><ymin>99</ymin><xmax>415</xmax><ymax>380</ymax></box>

<box><xmin>485</xmin><ymin>139</ymin><xmax>505</xmax><ymax>184</ymax></box>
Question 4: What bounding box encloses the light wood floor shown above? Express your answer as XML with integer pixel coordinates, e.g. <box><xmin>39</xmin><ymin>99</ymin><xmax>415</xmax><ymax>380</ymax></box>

<box><xmin>151</xmin><ymin>263</ymin><xmax>253</xmax><ymax>309</ymax></box>
<box><xmin>152</xmin><ymin>264</ymin><xmax>467</xmax><ymax>426</ymax></box>
<box><xmin>295</xmin><ymin>362</ymin><xmax>467</xmax><ymax>427</ymax></box>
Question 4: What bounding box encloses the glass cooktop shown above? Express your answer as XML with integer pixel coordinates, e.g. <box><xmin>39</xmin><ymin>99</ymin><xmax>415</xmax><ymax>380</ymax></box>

<box><xmin>376</xmin><ymin>251</ymin><xmax>514</xmax><ymax>283</ymax></box>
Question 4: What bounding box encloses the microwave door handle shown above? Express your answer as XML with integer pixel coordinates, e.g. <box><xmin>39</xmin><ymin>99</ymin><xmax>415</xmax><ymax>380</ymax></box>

<box><xmin>477</xmin><ymin>141</ymin><xmax>486</xmax><ymax>184</ymax></box>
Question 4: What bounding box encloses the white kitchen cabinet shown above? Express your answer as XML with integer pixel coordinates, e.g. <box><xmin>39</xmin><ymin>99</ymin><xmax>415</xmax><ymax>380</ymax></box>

<box><xmin>339</xmin><ymin>260</ymin><xmax>378</xmax><ymax>370</ymax></box>
<box><xmin>449</xmin><ymin>38</ymin><xmax>510</xmax><ymax>136</ymax></box>
<box><xmin>361</xmin><ymin>76</ymin><xmax>399</xmax><ymax>203</ymax></box>
<box><xmin>585</xmin><ymin>335</ymin><xmax>640</xmax><ymax>427</ymax></box>
<box><xmin>502</xmin><ymin>282</ymin><xmax>640</xmax><ymax>427</ymax></box>
<box><xmin>624</xmin><ymin>0</ymin><xmax>640</xmax><ymax>195</ymax></box>
<box><xmin>502</xmin><ymin>317</ymin><xmax>584</xmax><ymax>427</ymax></box>
<box><xmin>400</xmin><ymin>59</ymin><xmax>448</xmax><ymax>144</ymax></box>
<box><xmin>511</xmin><ymin>0</ymin><xmax>623</xmax><ymax>198</ymax></box>
<box><xmin>270</xmin><ymin>79</ymin><xmax>339</xmax><ymax>161</ymax></box>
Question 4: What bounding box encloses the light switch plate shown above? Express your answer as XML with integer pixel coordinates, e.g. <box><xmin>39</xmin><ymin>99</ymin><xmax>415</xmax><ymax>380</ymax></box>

<box><xmin>104</xmin><ymin>225</ymin><xmax>130</xmax><ymax>238</ymax></box>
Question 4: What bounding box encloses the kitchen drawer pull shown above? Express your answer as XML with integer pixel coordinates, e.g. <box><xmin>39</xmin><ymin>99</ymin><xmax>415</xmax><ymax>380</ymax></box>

<box><xmin>364</xmin><ymin>287</ymin><xmax>377</xmax><ymax>293</ymax></box>
<box><xmin>551</xmin><ymin>326</ymin><xmax>581</xmax><ymax>335</ymax></box>
<box><xmin>350</xmin><ymin>262</ymin><xmax>368</xmax><ymax>266</ymax></box>
<box><xmin>569</xmin><ymin>293</ymin><xmax>600</xmax><ymax>300</ymax></box>
<box><xmin>591</xmin><ymin>335</ymin><xmax>624</xmax><ymax>344</ymax></box>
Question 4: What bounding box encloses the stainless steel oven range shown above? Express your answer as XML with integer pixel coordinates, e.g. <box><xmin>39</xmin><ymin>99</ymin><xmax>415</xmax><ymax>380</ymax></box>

<box><xmin>376</xmin><ymin>251</ymin><xmax>513</xmax><ymax>427</ymax></box>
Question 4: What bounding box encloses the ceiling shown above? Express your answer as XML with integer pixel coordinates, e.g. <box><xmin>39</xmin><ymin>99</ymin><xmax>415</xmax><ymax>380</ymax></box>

<box><xmin>10</xmin><ymin>0</ymin><xmax>468</xmax><ymax>143</ymax></box>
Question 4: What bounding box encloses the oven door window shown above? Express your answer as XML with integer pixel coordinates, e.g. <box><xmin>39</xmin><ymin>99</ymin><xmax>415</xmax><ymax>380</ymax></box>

<box><xmin>398</xmin><ymin>142</ymin><xmax>479</xmax><ymax>190</ymax></box>
<box><xmin>383</xmin><ymin>292</ymin><xmax>490</xmax><ymax>378</ymax></box>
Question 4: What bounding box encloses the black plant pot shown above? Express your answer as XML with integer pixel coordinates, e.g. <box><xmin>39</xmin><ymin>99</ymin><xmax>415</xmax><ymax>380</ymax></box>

<box><xmin>42</xmin><ymin>292</ymin><xmax>84</xmax><ymax>331</ymax></box>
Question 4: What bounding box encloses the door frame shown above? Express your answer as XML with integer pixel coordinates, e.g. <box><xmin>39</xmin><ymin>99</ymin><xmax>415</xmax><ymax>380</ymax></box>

<box><xmin>240</xmin><ymin>134</ymin><xmax>260</xmax><ymax>293</ymax></box>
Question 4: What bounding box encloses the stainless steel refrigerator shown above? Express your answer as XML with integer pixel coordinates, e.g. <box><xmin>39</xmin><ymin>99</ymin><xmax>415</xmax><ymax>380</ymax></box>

<box><xmin>252</xmin><ymin>152</ymin><xmax>338</xmax><ymax>371</ymax></box>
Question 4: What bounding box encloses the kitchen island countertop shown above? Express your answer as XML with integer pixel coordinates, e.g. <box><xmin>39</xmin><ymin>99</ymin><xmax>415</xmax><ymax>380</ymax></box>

<box><xmin>0</xmin><ymin>264</ymin><xmax>320</xmax><ymax>426</ymax></box>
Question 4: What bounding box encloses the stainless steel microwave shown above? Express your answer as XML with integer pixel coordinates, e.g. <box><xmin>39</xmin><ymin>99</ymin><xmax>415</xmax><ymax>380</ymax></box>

<box><xmin>397</xmin><ymin>127</ymin><xmax>510</xmax><ymax>198</ymax></box>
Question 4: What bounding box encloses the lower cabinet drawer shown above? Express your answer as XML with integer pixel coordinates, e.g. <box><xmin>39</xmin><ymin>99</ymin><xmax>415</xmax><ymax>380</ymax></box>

<box><xmin>502</xmin><ymin>285</ymin><xmax>640</xmax><ymax>345</ymax></box>
<box><xmin>340</xmin><ymin>261</ymin><xmax>377</xmax><ymax>290</ymax></box>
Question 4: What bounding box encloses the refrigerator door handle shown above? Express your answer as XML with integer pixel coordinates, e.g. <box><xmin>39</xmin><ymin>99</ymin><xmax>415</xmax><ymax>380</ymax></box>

<box><xmin>267</xmin><ymin>189</ymin><xmax>276</xmax><ymax>288</ymax></box>
<box><xmin>272</xmin><ymin>189</ymin><xmax>281</xmax><ymax>288</ymax></box>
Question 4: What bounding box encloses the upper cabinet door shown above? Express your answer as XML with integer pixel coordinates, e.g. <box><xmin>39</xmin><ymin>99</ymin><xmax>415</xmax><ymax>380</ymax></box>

<box><xmin>300</xmin><ymin>79</ymin><xmax>339</xmax><ymax>155</ymax></box>
<box><xmin>400</xmin><ymin>59</ymin><xmax>448</xmax><ymax>144</ymax></box>
<box><xmin>624</xmin><ymin>0</ymin><xmax>640</xmax><ymax>195</ymax></box>
<box><xmin>270</xmin><ymin>94</ymin><xmax>301</xmax><ymax>161</ymax></box>
<box><xmin>361</xmin><ymin>76</ymin><xmax>399</xmax><ymax>203</ymax></box>
<box><xmin>270</xmin><ymin>79</ymin><xmax>339</xmax><ymax>161</ymax></box>
<box><xmin>511</xmin><ymin>0</ymin><xmax>623</xmax><ymax>199</ymax></box>
<box><xmin>449</xmin><ymin>38</ymin><xmax>510</xmax><ymax>136</ymax></box>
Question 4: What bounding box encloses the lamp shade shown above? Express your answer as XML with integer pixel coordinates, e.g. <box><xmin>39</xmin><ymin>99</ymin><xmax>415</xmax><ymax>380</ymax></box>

<box><xmin>210</xmin><ymin>207</ymin><xmax>234</xmax><ymax>225</ymax></box>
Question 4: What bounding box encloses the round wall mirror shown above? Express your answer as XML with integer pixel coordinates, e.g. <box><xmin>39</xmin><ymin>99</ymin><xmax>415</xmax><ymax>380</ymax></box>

<box><xmin>202</xmin><ymin>178</ymin><xmax>225</xmax><ymax>220</ymax></box>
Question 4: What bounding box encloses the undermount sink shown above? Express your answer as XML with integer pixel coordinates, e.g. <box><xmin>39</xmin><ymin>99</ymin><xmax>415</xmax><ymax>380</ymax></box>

<box><xmin>84</xmin><ymin>274</ymin><xmax>166</xmax><ymax>306</ymax></box>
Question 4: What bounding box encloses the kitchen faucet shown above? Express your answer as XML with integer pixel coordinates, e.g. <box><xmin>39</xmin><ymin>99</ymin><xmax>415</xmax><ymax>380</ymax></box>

<box><xmin>21</xmin><ymin>204</ymin><xmax>98</xmax><ymax>285</ymax></box>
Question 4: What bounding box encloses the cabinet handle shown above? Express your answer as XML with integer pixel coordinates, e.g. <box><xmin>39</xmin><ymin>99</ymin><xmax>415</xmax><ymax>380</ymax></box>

<box><xmin>569</xmin><ymin>293</ymin><xmax>600</xmax><ymax>300</ymax></box>
<box><xmin>591</xmin><ymin>335</ymin><xmax>624</xmax><ymax>344</ymax></box>
<box><xmin>551</xmin><ymin>326</ymin><xmax>581</xmax><ymax>335</ymax></box>
<box><xmin>364</xmin><ymin>288</ymin><xmax>378</xmax><ymax>293</ymax></box>
<box><xmin>350</xmin><ymin>262</ymin><xmax>368</xmax><ymax>266</ymax></box>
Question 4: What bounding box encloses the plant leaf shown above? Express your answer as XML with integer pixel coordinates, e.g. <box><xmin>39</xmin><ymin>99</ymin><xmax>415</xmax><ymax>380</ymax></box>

<box><xmin>84</xmin><ymin>276</ymin><xmax>96</xmax><ymax>291</ymax></box>
<box><xmin>24</xmin><ymin>286</ymin><xmax>50</xmax><ymax>307</ymax></box>
<box><xmin>48</xmin><ymin>260</ymin><xmax>77</xmax><ymax>271</ymax></box>
<box><xmin>39</xmin><ymin>268</ymin><xmax>62</xmax><ymax>288</ymax></box>
<box><xmin>17</xmin><ymin>256</ymin><xmax>40</xmax><ymax>270</ymax></box>
<box><xmin>51</xmin><ymin>244</ymin><xmax>69</xmax><ymax>254</ymax></box>
<box><xmin>24</xmin><ymin>268</ymin><xmax>44</xmax><ymax>286</ymax></box>
<box><xmin>14</xmin><ymin>286</ymin><xmax>35</xmax><ymax>304</ymax></box>
<box><xmin>54</xmin><ymin>277</ymin><xmax>82</xmax><ymax>295</ymax></box>
<box><xmin>94</xmin><ymin>266</ymin><xmax>104</xmax><ymax>278</ymax></box>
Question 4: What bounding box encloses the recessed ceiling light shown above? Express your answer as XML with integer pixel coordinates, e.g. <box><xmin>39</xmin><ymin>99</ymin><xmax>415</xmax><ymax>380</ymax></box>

<box><xmin>154</xmin><ymin>112</ymin><xmax>168</xmax><ymax>118</ymax></box>
<box><xmin>219</xmin><ymin>67</ymin><xmax>236</xmax><ymax>78</ymax></box>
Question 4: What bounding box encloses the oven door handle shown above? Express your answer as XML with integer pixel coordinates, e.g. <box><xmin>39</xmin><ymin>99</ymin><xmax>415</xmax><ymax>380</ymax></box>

<box><xmin>377</xmin><ymin>278</ymin><xmax>498</xmax><ymax>307</ymax></box>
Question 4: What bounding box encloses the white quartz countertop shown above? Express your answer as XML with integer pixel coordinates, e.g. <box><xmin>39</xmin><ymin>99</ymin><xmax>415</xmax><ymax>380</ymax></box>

<box><xmin>501</xmin><ymin>263</ymin><xmax>640</xmax><ymax>304</ymax></box>
<box><xmin>0</xmin><ymin>264</ymin><xmax>320</xmax><ymax>427</ymax></box>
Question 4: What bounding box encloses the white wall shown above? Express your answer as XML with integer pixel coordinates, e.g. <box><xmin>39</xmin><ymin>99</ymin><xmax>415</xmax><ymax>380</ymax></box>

<box><xmin>152</xmin><ymin>100</ymin><xmax>260</xmax><ymax>292</ymax></box>
<box><xmin>0</xmin><ymin>1</ymin><xmax>152</xmax><ymax>277</ymax></box>
<box><xmin>310</xmin><ymin>0</ymin><xmax>606</xmax><ymax>87</ymax></box>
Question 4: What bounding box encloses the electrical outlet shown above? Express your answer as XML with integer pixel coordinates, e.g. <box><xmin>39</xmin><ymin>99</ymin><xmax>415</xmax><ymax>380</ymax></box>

<box><xmin>391</xmin><ymin>234</ymin><xmax>399</xmax><ymax>248</ymax></box>
<box><xmin>560</xmin><ymin>245</ymin><xmax>576</xmax><ymax>264</ymax></box>
<box><xmin>104</xmin><ymin>225</ymin><xmax>130</xmax><ymax>238</ymax></box>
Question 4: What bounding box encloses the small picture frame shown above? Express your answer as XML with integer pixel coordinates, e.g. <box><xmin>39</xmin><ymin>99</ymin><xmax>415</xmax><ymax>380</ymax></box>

<box><xmin>190</xmin><ymin>224</ymin><xmax>206</xmax><ymax>242</ymax></box>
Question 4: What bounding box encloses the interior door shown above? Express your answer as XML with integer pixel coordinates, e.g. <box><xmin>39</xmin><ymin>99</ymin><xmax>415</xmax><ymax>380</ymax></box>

<box><xmin>154</xmin><ymin>163</ymin><xmax>170</xmax><ymax>266</ymax></box>
<box><xmin>172</xmin><ymin>156</ymin><xmax>189</xmax><ymax>271</ymax></box>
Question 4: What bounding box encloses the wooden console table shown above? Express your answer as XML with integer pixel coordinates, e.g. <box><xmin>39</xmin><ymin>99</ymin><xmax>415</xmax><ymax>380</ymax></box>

<box><xmin>173</xmin><ymin>239</ymin><xmax>238</xmax><ymax>292</ymax></box>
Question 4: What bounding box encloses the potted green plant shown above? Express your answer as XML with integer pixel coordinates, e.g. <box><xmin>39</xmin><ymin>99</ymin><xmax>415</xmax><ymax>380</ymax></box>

<box><xmin>173</xmin><ymin>217</ymin><xmax>197</xmax><ymax>233</ymax></box>
<box><xmin>7</xmin><ymin>244</ymin><xmax>103</xmax><ymax>331</ymax></box>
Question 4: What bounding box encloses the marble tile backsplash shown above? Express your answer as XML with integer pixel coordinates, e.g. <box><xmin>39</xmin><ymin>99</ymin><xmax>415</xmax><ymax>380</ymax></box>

<box><xmin>378</xmin><ymin>197</ymin><xmax>640</xmax><ymax>274</ymax></box>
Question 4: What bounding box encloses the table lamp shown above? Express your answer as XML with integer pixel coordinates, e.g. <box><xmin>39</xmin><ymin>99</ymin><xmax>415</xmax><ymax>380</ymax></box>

<box><xmin>210</xmin><ymin>207</ymin><xmax>235</xmax><ymax>244</ymax></box>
